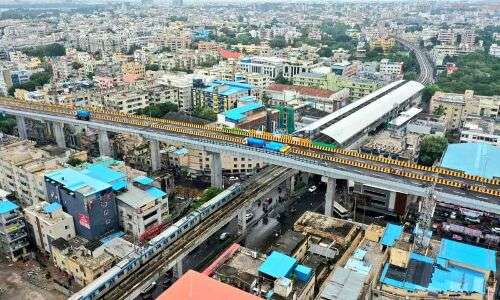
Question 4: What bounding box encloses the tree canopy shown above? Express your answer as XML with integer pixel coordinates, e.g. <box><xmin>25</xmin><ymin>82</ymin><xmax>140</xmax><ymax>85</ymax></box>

<box><xmin>22</xmin><ymin>43</ymin><xmax>66</xmax><ymax>57</ymax></box>
<box><xmin>192</xmin><ymin>105</ymin><xmax>217</xmax><ymax>122</ymax></box>
<box><xmin>191</xmin><ymin>187</ymin><xmax>223</xmax><ymax>209</ymax></box>
<box><xmin>418</xmin><ymin>135</ymin><xmax>448</xmax><ymax>166</ymax></box>
<box><xmin>0</xmin><ymin>115</ymin><xmax>16</xmax><ymax>135</ymax></box>
<box><xmin>137</xmin><ymin>102</ymin><xmax>178</xmax><ymax>118</ymax></box>
<box><xmin>8</xmin><ymin>71</ymin><xmax>52</xmax><ymax>96</ymax></box>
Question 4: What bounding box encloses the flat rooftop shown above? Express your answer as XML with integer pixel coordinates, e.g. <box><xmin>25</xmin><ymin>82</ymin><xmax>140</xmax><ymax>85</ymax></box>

<box><xmin>46</xmin><ymin>168</ymin><xmax>112</xmax><ymax>197</ymax></box>
<box><xmin>441</xmin><ymin>143</ymin><xmax>500</xmax><ymax>179</ymax></box>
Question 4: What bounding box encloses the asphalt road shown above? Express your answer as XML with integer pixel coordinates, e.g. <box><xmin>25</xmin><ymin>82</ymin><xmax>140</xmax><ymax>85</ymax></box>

<box><xmin>395</xmin><ymin>37</ymin><xmax>435</xmax><ymax>85</ymax></box>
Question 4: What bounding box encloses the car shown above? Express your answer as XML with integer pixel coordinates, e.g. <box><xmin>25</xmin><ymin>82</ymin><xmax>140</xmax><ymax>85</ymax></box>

<box><xmin>229</xmin><ymin>176</ymin><xmax>239</xmax><ymax>182</ymax></box>
<box><xmin>245</xmin><ymin>212</ymin><xmax>254</xmax><ymax>222</ymax></box>
<box><xmin>492</xmin><ymin>227</ymin><xmax>500</xmax><ymax>234</ymax></box>
<box><xmin>219</xmin><ymin>232</ymin><xmax>230</xmax><ymax>240</ymax></box>
<box><xmin>464</xmin><ymin>216</ymin><xmax>481</xmax><ymax>224</ymax></box>
<box><xmin>308</xmin><ymin>186</ymin><xmax>317</xmax><ymax>192</ymax></box>
<box><xmin>449</xmin><ymin>211</ymin><xmax>457</xmax><ymax>219</ymax></box>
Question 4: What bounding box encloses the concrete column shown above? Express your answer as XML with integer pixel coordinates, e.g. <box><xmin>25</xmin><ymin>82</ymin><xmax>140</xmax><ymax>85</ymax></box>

<box><xmin>98</xmin><ymin>130</ymin><xmax>111</xmax><ymax>157</ymax></box>
<box><xmin>209</xmin><ymin>152</ymin><xmax>223</xmax><ymax>188</ymax></box>
<box><xmin>322</xmin><ymin>176</ymin><xmax>337</xmax><ymax>217</ymax></box>
<box><xmin>149</xmin><ymin>140</ymin><xmax>161</xmax><ymax>172</ymax></box>
<box><xmin>16</xmin><ymin>116</ymin><xmax>28</xmax><ymax>139</ymax></box>
<box><xmin>173</xmin><ymin>259</ymin><xmax>183</xmax><ymax>279</ymax></box>
<box><xmin>52</xmin><ymin>122</ymin><xmax>66</xmax><ymax>148</ymax></box>
<box><xmin>238</xmin><ymin>209</ymin><xmax>247</xmax><ymax>234</ymax></box>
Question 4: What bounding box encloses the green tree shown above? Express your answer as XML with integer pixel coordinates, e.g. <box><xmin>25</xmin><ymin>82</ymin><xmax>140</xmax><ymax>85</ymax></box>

<box><xmin>67</xmin><ymin>157</ymin><xmax>85</xmax><ymax>167</ymax></box>
<box><xmin>191</xmin><ymin>187</ymin><xmax>223</xmax><ymax>209</ymax></box>
<box><xmin>138</xmin><ymin>102</ymin><xmax>178</xmax><ymax>118</ymax></box>
<box><xmin>418</xmin><ymin>135</ymin><xmax>448</xmax><ymax>166</ymax></box>
<box><xmin>269</xmin><ymin>36</ymin><xmax>287</xmax><ymax>49</ymax></box>
<box><xmin>72</xmin><ymin>62</ymin><xmax>83</xmax><ymax>70</ymax></box>
<box><xmin>0</xmin><ymin>115</ymin><xmax>16</xmax><ymax>134</ymax></box>
<box><xmin>192</xmin><ymin>105</ymin><xmax>217</xmax><ymax>122</ymax></box>
<box><xmin>274</xmin><ymin>73</ymin><xmax>291</xmax><ymax>85</ymax></box>
<box><xmin>22</xmin><ymin>43</ymin><xmax>66</xmax><ymax>57</ymax></box>
<box><xmin>433</xmin><ymin>105</ymin><xmax>445</xmax><ymax>116</ymax></box>
<box><xmin>421</xmin><ymin>84</ymin><xmax>440</xmax><ymax>108</ymax></box>
<box><xmin>318</xmin><ymin>47</ymin><xmax>333</xmax><ymax>57</ymax></box>
<box><xmin>145</xmin><ymin>64</ymin><xmax>160</xmax><ymax>71</ymax></box>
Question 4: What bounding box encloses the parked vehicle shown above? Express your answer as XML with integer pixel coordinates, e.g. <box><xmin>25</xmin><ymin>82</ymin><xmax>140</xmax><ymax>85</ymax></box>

<box><xmin>308</xmin><ymin>186</ymin><xmax>317</xmax><ymax>192</ymax></box>
<box><xmin>76</xmin><ymin>109</ymin><xmax>91</xmax><ymax>121</ymax></box>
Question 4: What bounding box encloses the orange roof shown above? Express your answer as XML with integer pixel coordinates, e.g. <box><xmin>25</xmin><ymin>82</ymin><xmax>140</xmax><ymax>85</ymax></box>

<box><xmin>157</xmin><ymin>270</ymin><xmax>261</xmax><ymax>300</ymax></box>
<box><xmin>218</xmin><ymin>48</ymin><xmax>241</xmax><ymax>60</ymax></box>
<box><xmin>267</xmin><ymin>83</ymin><xmax>336</xmax><ymax>98</ymax></box>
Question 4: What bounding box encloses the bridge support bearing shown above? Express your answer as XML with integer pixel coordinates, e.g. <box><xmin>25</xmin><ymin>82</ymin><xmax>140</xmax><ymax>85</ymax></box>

<box><xmin>210</xmin><ymin>152</ymin><xmax>223</xmax><ymax>188</ymax></box>
<box><xmin>149</xmin><ymin>140</ymin><xmax>161</xmax><ymax>172</ymax></box>
<box><xmin>16</xmin><ymin>116</ymin><xmax>28</xmax><ymax>139</ymax></box>
<box><xmin>52</xmin><ymin>122</ymin><xmax>66</xmax><ymax>148</ymax></box>
<box><xmin>98</xmin><ymin>130</ymin><xmax>111</xmax><ymax>157</ymax></box>
<box><xmin>322</xmin><ymin>176</ymin><xmax>337</xmax><ymax>217</ymax></box>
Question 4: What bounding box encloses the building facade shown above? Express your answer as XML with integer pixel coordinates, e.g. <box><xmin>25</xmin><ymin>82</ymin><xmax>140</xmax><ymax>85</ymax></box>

<box><xmin>0</xmin><ymin>199</ymin><xmax>31</xmax><ymax>261</ymax></box>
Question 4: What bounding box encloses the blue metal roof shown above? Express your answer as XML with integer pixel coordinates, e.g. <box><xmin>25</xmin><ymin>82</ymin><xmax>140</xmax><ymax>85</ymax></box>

<box><xmin>203</xmin><ymin>80</ymin><xmax>253</xmax><ymax>96</ymax></box>
<box><xmin>380</xmin><ymin>223</ymin><xmax>403</xmax><ymax>246</ymax></box>
<box><xmin>43</xmin><ymin>202</ymin><xmax>62</xmax><ymax>214</ymax></box>
<box><xmin>174</xmin><ymin>148</ymin><xmax>189</xmax><ymax>156</ymax></box>
<box><xmin>146</xmin><ymin>187</ymin><xmax>167</xmax><ymax>199</ymax></box>
<box><xmin>0</xmin><ymin>199</ymin><xmax>18</xmax><ymax>214</ymax></box>
<box><xmin>259</xmin><ymin>251</ymin><xmax>297</xmax><ymax>279</ymax></box>
<box><xmin>82</xmin><ymin>164</ymin><xmax>127</xmax><ymax>191</ymax></box>
<box><xmin>441</xmin><ymin>143</ymin><xmax>500</xmax><ymax>179</ymax></box>
<box><xmin>438</xmin><ymin>239</ymin><xmax>496</xmax><ymax>271</ymax></box>
<box><xmin>133</xmin><ymin>176</ymin><xmax>154</xmax><ymax>186</ymax></box>
<box><xmin>46</xmin><ymin>168</ymin><xmax>111</xmax><ymax>196</ymax></box>
<box><xmin>224</xmin><ymin>103</ymin><xmax>264</xmax><ymax>122</ymax></box>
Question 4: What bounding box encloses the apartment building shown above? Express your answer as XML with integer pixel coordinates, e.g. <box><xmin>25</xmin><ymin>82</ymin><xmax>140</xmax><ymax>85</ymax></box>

<box><xmin>490</xmin><ymin>44</ymin><xmax>500</xmax><ymax>58</ymax></box>
<box><xmin>293</xmin><ymin>73</ymin><xmax>380</xmax><ymax>100</ymax></box>
<box><xmin>459</xmin><ymin>116</ymin><xmax>499</xmax><ymax>146</ymax></box>
<box><xmin>239</xmin><ymin>56</ymin><xmax>284</xmax><ymax>78</ymax></box>
<box><xmin>264</xmin><ymin>83</ymin><xmax>349</xmax><ymax>113</ymax></box>
<box><xmin>116</xmin><ymin>176</ymin><xmax>168</xmax><ymax>240</ymax></box>
<box><xmin>98</xmin><ymin>88</ymin><xmax>148</xmax><ymax>114</ymax></box>
<box><xmin>0</xmin><ymin>199</ymin><xmax>31</xmax><ymax>261</ymax></box>
<box><xmin>430</xmin><ymin>90</ymin><xmax>499</xmax><ymax>129</ymax></box>
<box><xmin>51</xmin><ymin>236</ymin><xmax>134</xmax><ymax>285</ymax></box>
<box><xmin>437</xmin><ymin>29</ymin><xmax>457</xmax><ymax>45</ymax></box>
<box><xmin>24</xmin><ymin>201</ymin><xmax>75</xmax><ymax>254</ymax></box>
<box><xmin>122</xmin><ymin>61</ymin><xmax>145</xmax><ymax>81</ymax></box>
<box><xmin>192</xmin><ymin>80</ymin><xmax>254</xmax><ymax>113</ymax></box>
<box><xmin>0</xmin><ymin>137</ymin><xmax>88</xmax><ymax>206</ymax></box>
<box><xmin>158</xmin><ymin>74</ymin><xmax>193</xmax><ymax>111</ymax></box>
<box><xmin>369</xmin><ymin>36</ymin><xmax>396</xmax><ymax>51</ymax></box>
<box><xmin>379</xmin><ymin>59</ymin><xmax>403</xmax><ymax>77</ymax></box>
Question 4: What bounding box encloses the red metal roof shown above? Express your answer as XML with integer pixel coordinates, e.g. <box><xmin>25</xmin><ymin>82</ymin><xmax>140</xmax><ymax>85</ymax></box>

<box><xmin>218</xmin><ymin>48</ymin><xmax>241</xmax><ymax>60</ymax></box>
<box><xmin>157</xmin><ymin>270</ymin><xmax>261</xmax><ymax>300</ymax></box>
<box><xmin>266</xmin><ymin>83</ymin><xmax>336</xmax><ymax>98</ymax></box>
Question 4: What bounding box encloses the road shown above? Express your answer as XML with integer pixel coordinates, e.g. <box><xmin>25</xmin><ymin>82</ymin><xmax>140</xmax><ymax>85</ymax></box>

<box><xmin>396</xmin><ymin>37</ymin><xmax>435</xmax><ymax>85</ymax></box>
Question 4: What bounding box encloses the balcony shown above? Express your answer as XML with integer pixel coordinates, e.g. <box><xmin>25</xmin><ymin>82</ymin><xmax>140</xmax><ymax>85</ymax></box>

<box><xmin>9</xmin><ymin>239</ymin><xmax>29</xmax><ymax>251</ymax></box>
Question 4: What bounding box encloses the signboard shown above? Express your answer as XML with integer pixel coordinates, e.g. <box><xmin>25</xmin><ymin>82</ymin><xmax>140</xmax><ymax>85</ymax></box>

<box><xmin>79</xmin><ymin>213</ymin><xmax>91</xmax><ymax>229</ymax></box>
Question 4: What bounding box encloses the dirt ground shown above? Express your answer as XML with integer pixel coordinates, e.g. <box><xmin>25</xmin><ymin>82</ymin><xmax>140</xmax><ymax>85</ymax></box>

<box><xmin>0</xmin><ymin>260</ymin><xmax>65</xmax><ymax>300</ymax></box>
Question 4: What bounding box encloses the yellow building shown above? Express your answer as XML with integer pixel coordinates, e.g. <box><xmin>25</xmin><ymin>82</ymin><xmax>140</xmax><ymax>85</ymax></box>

<box><xmin>122</xmin><ymin>61</ymin><xmax>145</xmax><ymax>79</ymax></box>
<box><xmin>369</xmin><ymin>37</ymin><xmax>396</xmax><ymax>51</ymax></box>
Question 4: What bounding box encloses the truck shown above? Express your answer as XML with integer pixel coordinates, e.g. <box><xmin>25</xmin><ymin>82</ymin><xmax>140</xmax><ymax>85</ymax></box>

<box><xmin>76</xmin><ymin>109</ymin><xmax>91</xmax><ymax>121</ymax></box>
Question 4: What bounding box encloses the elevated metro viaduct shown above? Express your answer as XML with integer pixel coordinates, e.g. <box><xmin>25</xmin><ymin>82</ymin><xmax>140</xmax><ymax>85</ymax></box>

<box><xmin>1</xmin><ymin>100</ymin><xmax>499</xmax><ymax>217</ymax></box>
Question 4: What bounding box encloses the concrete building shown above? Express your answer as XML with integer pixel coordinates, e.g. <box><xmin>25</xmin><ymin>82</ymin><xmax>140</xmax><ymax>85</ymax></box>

<box><xmin>158</xmin><ymin>73</ymin><xmax>194</xmax><ymax>111</ymax></box>
<box><xmin>460</xmin><ymin>116</ymin><xmax>499</xmax><ymax>146</ymax></box>
<box><xmin>0</xmin><ymin>137</ymin><xmax>88</xmax><ymax>206</ymax></box>
<box><xmin>292</xmin><ymin>73</ymin><xmax>380</xmax><ymax>100</ymax></box>
<box><xmin>217</xmin><ymin>102</ymin><xmax>279</xmax><ymax>131</ymax></box>
<box><xmin>264</xmin><ymin>83</ymin><xmax>349</xmax><ymax>113</ymax></box>
<box><xmin>10</xmin><ymin>69</ymin><xmax>31</xmax><ymax>86</ymax></box>
<box><xmin>192</xmin><ymin>80</ymin><xmax>254</xmax><ymax>113</ymax></box>
<box><xmin>116</xmin><ymin>176</ymin><xmax>168</xmax><ymax>240</ymax></box>
<box><xmin>437</xmin><ymin>29</ymin><xmax>457</xmax><ymax>45</ymax></box>
<box><xmin>209</xmin><ymin>245</ymin><xmax>316</xmax><ymax>300</ymax></box>
<box><xmin>239</xmin><ymin>56</ymin><xmax>285</xmax><ymax>78</ymax></box>
<box><xmin>489</xmin><ymin>44</ymin><xmax>500</xmax><ymax>58</ymax></box>
<box><xmin>379</xmin><ymin>59</ymin><xmax>403</xmax><ymax>77</ymax></box>
<box><xmin>430</xmin><ymin>90</ymin><xmax>500</xmax><ymax>129</ymax></box>
<box><xmin>369</xmin><ymin>37</ymin><xmax>396</xmax><ymax>51</ymax></box>
<box><xmin>45</xmin><ymin>166</ymin><xmax>122</xmax><ymax>240</ymax></box>
<box><xmin>121</xmin><ymin>61</ymin><xmax>145</xmax><ymax>81</ymax></box>
<box><xmin>0</xmin><ymin>199</ymin><xmax>31</xmax><ymax>261</ymax></box>
<box><xmin>51</xmin><ymin>236</ymin><xmax>135</xmax><ymax>285</ymax></box>
<box><xmin>24</xmin><ymin>201</ymin><xmax>75</xmax><ymax>254</ymax></box>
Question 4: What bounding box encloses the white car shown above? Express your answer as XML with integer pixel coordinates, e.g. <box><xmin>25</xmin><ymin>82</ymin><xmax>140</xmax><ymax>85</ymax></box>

<box><xmin>492</xmin><ymin>227</ymin><xmax>500</xmax><ymax>234</ymax></box>
<box><xmin>308</xmin><ymin>186</ymin><xmax>317</xmax><ymax>192</ymax></box>
<box><xmin>245</xmin><ymin>212</ymin><xmax>254</xmax><ymax>222</ymax></box>
<box><xmin>219</xmin><ymin>232</ymin><xmax>229</xmax><ymax>240</ymax></box>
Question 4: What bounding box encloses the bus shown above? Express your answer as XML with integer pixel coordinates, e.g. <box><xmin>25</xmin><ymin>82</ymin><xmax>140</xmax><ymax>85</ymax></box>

<box><xmin>333</xmin><ymin>201</ymin><xmax>351</xmax><ymax>219</ymax></box>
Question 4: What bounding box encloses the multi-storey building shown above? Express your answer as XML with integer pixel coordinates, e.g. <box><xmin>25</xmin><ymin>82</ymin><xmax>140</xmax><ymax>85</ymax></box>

<box><xmin>437</xmin><ymin>29</ymin><xmax>457</xmax><ymax>45</ymax></box>
<box><xmin>369</xmin><ymin>36</ymin><xmax>396</xmax><ymax>51</ymax></box>
<box><xmin>379</xmin><ymin>59</ymin><xmax>403</xmax><ymax>77</ymax></box>
<box><xmin>217</xmin><ymin>102</ymin><xmax>279</xmax><ymax>131</ymax></box>
<box><xmin>490</xmin><ymin>44</ymin><xmax>500</xmax><ymax>58</ymax></box>
<box><xmin>24</xmin><ymin>201</ymin><xmax>75</xmax><ymax>254</ymax></box>
<box><xmin>0</xmin><ymin>199</ymin><xmax>31</xmax><ymax>261</ymax></box>
<box><xmin>45</xmin><ymin>166</ymin><xmax>121</xmax><ymax>240</ymax></box>
<box><xmin>292</xmin><ymin>73</ymin><xmax>380</xmax><ymax>100</ymax></box>
<box><xmin>116</xmin><ymin>176</ymin><xmax>168</xmax><ymax>240</ymax></box>
<box><xmin>158</xmin><ymin>74</ymin><xmax>193</xmax><ymax>111</ymax></box>
<box><xmin>192</xmin><ymin>80</ymin><xmax>254</xmax><ymax>113</ymax></box>
<box><xmin>0</xmin><ymin>137</ymin><xmax>88</xmax><ymax>206</ymax></box>
<box><xmin>459</xmin><ymin>116</ymin><xmax>499</xmax><ymax>146</ymax></box>
<box><xmin>10</xmin><ymin>69</ymin><xmax>31</xmax><ymax>86</ymax></box>
<box><xmin>430</xmin><ymin>90</ymin><xmax>499</xmax><ymax>129</ymax></box>
<box><xmin>239</xmin><ymin>56</ymin><xmax>284</xmax><ymax>78</ymax></box>
<box><xmin>122</xmin><ymin>61</ymin><xmax>145</xmax><ymax>81</ymax></box>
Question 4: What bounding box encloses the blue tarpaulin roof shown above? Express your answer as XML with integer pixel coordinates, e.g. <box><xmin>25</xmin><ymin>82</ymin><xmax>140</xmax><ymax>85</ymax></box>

<box><xmin>0</xmin><ymin>199</ymin><xmax>18</xmax><ymax>214</ymax></box>
<box><xmin>259</xmin><ymin>251</ymin><xmax>297</xmax><ymax>279</ymax></box>
<box><xmin>146</xmin><ymin>187</ymin><xmax>167</xmax><ymax>199</ymax></box>
<box><xmin>441</xmin><ymin>143</ymin><xmax>500</xmax><ymax>179</ymax></box>
<box><xmin>46</xmin><ymin>168</ymin><xmax>111</xmax><ymax>196</ymax></box>
<box><xmin>43</xmin><ymin>202</ymin><xmax>62</xmax><ymax>214</ymax></box>
<box><xmin>380</xmin><ymin>223</ymin><xmax>403</xmax><ymax>246</ymax></box>
<box><xmin>134</xmin><ymin>176</ymin><xmax>154</xmax><ymax>186</ymax></box>
<box><xmin>224</xmin><ymin>103</ymin><xmax>264</xmax><ymax>122</ymax></box>
<box><xmin>438</xmin><ymin>239</ymin><xmax>496</xmax><ymax>271</ymax></box>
